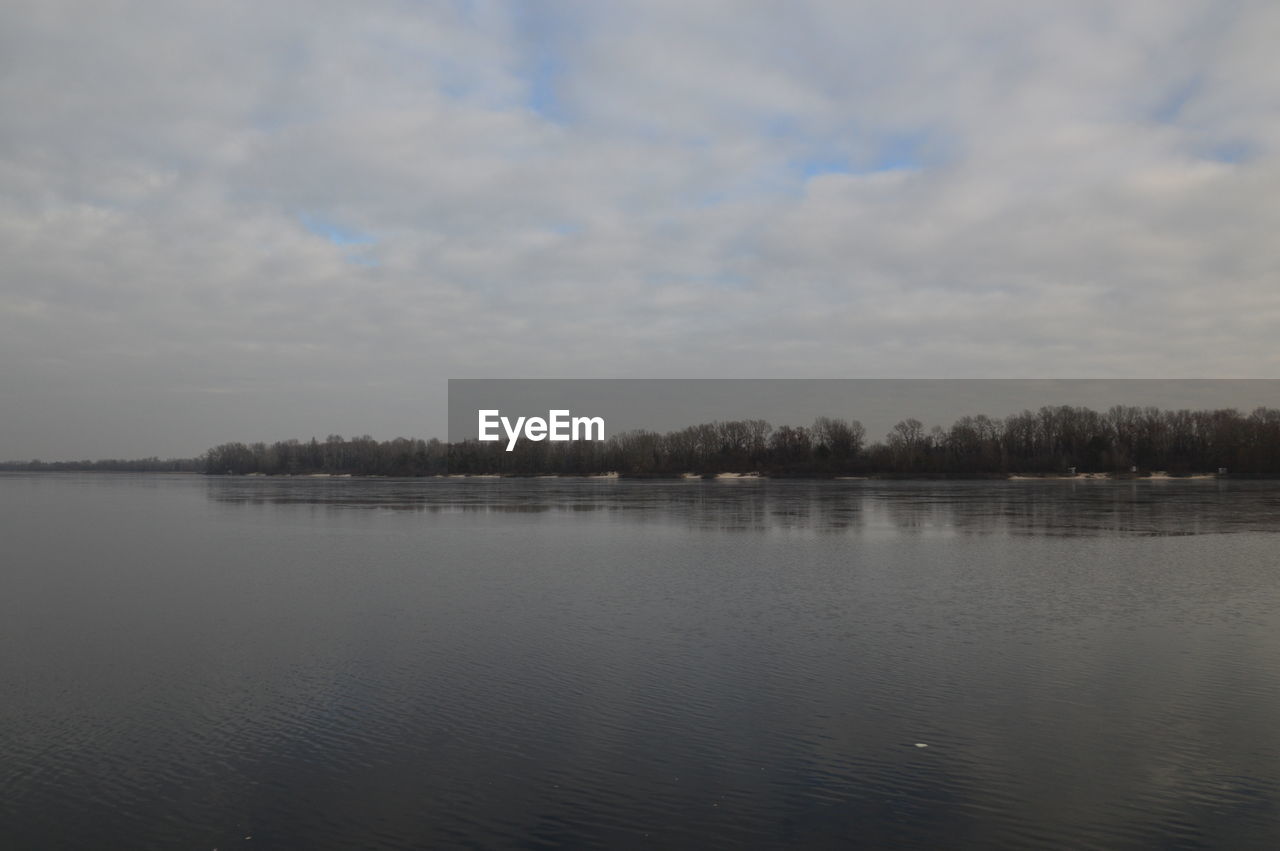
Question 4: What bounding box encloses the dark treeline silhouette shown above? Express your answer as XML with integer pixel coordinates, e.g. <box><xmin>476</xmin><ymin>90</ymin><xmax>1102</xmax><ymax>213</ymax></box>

<box><xmin>0</xmin><ymin>457</ymin><xmax>202</xmax><ymax>472</ymax></box>
<box><xmin>203</xmin><ymin>435</ymin><xmax>445</xmax><ymax>477</ymax></box>
<box><xmin>196</xmin><ymin>405</ymin><xmax>1280</xmax><ymax>477</ymax></box>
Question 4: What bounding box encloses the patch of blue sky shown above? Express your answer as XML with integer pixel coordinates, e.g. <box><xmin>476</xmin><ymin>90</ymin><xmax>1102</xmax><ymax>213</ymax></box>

<box><xmin>299</xmin><ymin>213</ymin><xmax>375</xmax><ymax>248</ymax></box>
<box><xmin>872</xmin><ymin>133</ymin><xmax>926</xmax><ymax>171</ymax></box>
<box><xmin>1205</xmin><ymin>140</ymin><xmax>1252</xmax><ymax>164</ymax></box>
<box><xmin>790</xmin><ymin>130</ymin><xmax>930</xmax><ymax>180</ymax></box>
<box><xmin>1152</xmin><ymin>77</ymin><xmax>1201</xmax><ymax>124</ymax></box>
<box><xmin>797</xmin><ymin>154</ymin><xmax>852</xmax><ymax>178</ymax></box>
<box><xmin>526</xmin><ymin>53</ymin><xmax>563</xmax><ymax>119</ymax></box>
<box><xmin>506</xmin><ymin>1</ymin><xmax>573</xmax><ymax>122</ymax></box>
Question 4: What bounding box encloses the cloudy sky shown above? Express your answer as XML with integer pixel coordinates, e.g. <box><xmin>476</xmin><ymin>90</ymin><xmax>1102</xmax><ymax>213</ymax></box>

<box><xmin>2</xmin><ymin>1</ymin><xmax>1278</xmax><ymax>458</ymax></box>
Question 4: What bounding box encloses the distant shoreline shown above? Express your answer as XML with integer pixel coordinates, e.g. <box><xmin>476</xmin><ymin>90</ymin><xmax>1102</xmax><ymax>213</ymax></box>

<box><xmin>7</xmin><ymin>401</ymin><xmax>1279</xmax><ymax>478</ymax></box>
<box><xmin>3</xmin><ymin>469</ymin><xmax>1262</xmax><ymax>481</ymax></box>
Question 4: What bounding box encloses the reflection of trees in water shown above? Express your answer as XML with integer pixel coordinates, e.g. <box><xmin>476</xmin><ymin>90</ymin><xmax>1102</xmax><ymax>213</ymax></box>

<box><xmin>204</xmin><ymin>479</ymin><xmax>1280</xmax><ymax>536</ymax></box>
<box><xmin>870</xmin><ymin>481</ymin><xmax>1276</xmax><ymax>536</ymax></box>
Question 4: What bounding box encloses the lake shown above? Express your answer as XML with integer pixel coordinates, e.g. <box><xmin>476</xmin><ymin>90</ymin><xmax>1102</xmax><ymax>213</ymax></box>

<box><xmin>3</xmin><ymin>474</ymin><xmax>1279</xmax><ymax>849</ymax></box>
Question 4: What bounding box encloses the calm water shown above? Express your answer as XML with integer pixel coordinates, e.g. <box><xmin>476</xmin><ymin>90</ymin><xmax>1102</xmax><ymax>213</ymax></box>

<box><xmin>3</xmin><ymin>474</ymin><xmax>1280</xmax><ymax>849</ymax></box>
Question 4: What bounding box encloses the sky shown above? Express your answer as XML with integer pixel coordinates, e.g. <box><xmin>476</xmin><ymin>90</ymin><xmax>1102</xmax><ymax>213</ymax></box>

<box><xmin>2</xmin><ymin>0</ymin><xmax>1278</xmax><ymax>459</ymax></box>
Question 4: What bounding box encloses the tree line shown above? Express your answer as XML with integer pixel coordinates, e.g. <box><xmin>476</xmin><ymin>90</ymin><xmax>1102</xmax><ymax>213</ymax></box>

<box><xmin>6</xmin><ymin>405</ymin><xmax>1277</xmax><ymax>477</ymax></box>
<box><xmin>0</xmin><ymin>457</ymin><xmax>202</xmax><ymax>473</ymax></box>
<box><xmin>196</xmin><ymin>405</ymin><xmax>1280</xmax><ymax>477</ymax></box>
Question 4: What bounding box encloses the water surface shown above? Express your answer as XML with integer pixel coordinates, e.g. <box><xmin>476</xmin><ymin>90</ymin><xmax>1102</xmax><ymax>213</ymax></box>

<box><xmin>3</xmin><ymin>474</ymin><xmax>1279</xmax><ymax>848</ymax></box>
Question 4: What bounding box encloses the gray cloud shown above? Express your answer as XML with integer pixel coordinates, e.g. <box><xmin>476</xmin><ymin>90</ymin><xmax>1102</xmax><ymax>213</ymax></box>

<box><xmin>1</xmin><ymin>0</ymin><xmax>1277</xmax><ymax>458</ymax></box>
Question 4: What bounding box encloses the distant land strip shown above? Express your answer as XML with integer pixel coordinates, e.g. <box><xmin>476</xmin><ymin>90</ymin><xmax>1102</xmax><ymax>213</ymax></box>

<box><xmin>4</xmin><ymin>405</ymin><xmax>1280</xmax><ymax>478</ymax></box>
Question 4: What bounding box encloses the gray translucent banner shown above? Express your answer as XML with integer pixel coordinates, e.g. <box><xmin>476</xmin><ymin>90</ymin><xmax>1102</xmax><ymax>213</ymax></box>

<box><xmin>448</xmin><ymin>379</ymin><xmax>1280</xmax><ymax>445</ymax></box>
